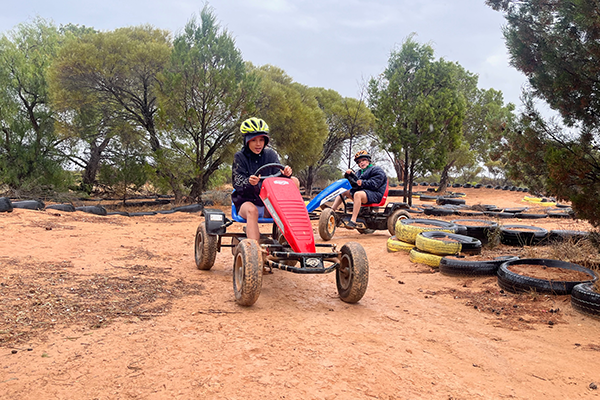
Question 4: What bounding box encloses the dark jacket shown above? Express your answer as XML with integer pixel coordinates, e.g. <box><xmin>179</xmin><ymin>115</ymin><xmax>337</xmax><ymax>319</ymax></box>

<box><xmin>350</xmin><ymin>164</ymin><xmax>387</xmax><ymax>204</ymax></box>
<box><xmin>231</xmin><ymin>147</ymin><xmax>281</xmax><ymax>212</ymax></box>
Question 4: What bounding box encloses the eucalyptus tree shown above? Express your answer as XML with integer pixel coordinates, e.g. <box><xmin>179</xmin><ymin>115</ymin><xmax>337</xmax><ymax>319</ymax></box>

<box><xmin>158</xmin><ymin>5</ymin><xmax>258</xmax><ymax>200</ymax></box>
<box><xmin>369</xmin><ymin>35</ymin><xmax>465</xmax><ymax>205</ymax></box>
<box><xmin>49</xmin><ymin>24</ymin><xmax>172</xmax><ymax>194</ymax></box>
<box><xmin>487</xmin><ymin>0</ymin><xmax>600</xmax><ymax>226</ymax></box>
<box><xmin>251</xmin><ymin>65</ymin><xmax>328</xmax><ymax>179</ymax></box>
<box><xmin>0</xmin><ymin>18</ymin><xmax>70</xmax><ymax>192</ymax></box>
<box><xmin>302</xmin><ymin>87</ymin><xmax>375</xmax><ymax>194</ymax></box>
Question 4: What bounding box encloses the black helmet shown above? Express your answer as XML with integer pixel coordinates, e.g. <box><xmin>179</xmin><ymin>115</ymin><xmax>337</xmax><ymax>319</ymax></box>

<box><xmin>354</xmin><ymin>150</ymin><xmax>371</xmax><ymax>164</ymax></box>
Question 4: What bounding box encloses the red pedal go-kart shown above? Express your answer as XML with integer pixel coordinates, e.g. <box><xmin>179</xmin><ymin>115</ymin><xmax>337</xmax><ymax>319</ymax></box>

<box><xmin>194</xmin><ymin>163</ymin><xmax>369</xmax><ymax>306</ymax></box>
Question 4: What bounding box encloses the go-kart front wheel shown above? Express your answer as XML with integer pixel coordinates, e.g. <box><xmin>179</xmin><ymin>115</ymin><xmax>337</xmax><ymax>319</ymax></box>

<box><xmin>387</xmin><ymin>209</ymin><xmax>411</xmax><ymax>236</ymax></box>
<box><xmin>318</xmin><ymin>208</ymin><xmax>337</xmax><ymax>241</ymax></box>
<box><xmin>233</xmin><ymin>239</ymin><xmax>263</xmax><ymax>306</ymax></box>
<box><xmin>195</xmin><ymin>223</ymin><xmax>218</xmax><ymax>270</ymax></box>
<box><xmin>336</xmin><ymin>242</ymin><xmax>369</xmax><ymax>303</ymax></box>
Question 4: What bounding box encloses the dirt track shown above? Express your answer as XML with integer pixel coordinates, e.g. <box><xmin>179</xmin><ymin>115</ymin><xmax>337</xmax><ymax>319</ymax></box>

<box><xmin>1</xmin><ymin>188</ymin><xmax>600</xmax><ymax>399</ymax></box>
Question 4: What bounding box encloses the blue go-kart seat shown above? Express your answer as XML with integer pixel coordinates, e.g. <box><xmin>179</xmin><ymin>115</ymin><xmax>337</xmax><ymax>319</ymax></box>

<box><xmin>230</xmin><ymin>190</ymin><xmax>274</xmax><ymax>224</ymax></box>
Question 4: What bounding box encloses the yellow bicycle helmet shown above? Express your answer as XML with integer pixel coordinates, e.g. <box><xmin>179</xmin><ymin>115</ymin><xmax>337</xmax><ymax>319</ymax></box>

<box><xmin>354</xmin><ymin>150</ymin><xmax>372</xmax><ymax>164</ymax></box>
<box><xmin>240</xmin><ymin>117</ymin><xmax>270</xmax><ymax>146</ymax></box>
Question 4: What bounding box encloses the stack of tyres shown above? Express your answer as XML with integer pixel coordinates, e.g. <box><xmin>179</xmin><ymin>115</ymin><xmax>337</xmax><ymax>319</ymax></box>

<box><xmin>388</xmin><ymin>218</ymin><xmax>460</xmax><ymax>253</ymax></box>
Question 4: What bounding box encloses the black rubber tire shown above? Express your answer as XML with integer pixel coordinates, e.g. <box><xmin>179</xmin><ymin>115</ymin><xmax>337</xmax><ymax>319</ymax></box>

<box><xmin>451</xmin><ymin>219</ymin><xmax>499</xmax><ymax>244</ymax></box>
<box><xmin>0</xmin><ymin>197</ymin><xmax>13</xmax><ymax>213</ymax></box>
<box><xmin>12</xmin><ymin>199</ymin><xmax>45</xmax><ymax>210</ymax></box>
<box><xmin>195</xmin><ymin>223</ymin><xmax>218</xmax><ymax>271</ymax></box>
<box><xmin>75</xmin><ymin>205</ymin><xmax>107</xmax><ymax>216</ymax></box>
<box><xmin>415</xmin><ymin>231</ymin><xmax>482</xmax><ymax>256</ymax></box>
<box><xmin>437</xmin><ymin>197</ymin><xmax>466</xmax><ymax>206</ymax></box>
<box><xmin>387</xmin><ymin>209</ymin><xmax>411</xmax><ymax>236</ymax></box>
<box><xmin>484</xmin><ymin>211</ymin><xmax>515</xmax><ymax>218</ymax></box>
<box><xmin>172</xmin><ymin>203</ymin><xmax>203</xmax><ymax>213</ymax></box>
<box><xmin>548</xmin><ymin>229</ymin><xmax>589</xmax><ymax>243</ymax></box>
<box><xmin>129</xmin><ymin>211</ymin><xmax>157</xmax><ymax>216</ymax></box>
<box><xmin>439</xmin><ymin>255</ymin><xmax>519</xmax><ymax>276</ymax></box>
<box><xmin>396</xmin><ymin>218</ymin><xmax>459</xmax><ymax>244</ymax></box>
<box><xmin>514</xmin><ymin>212</ymin><xmax>548</xmax><ymax>219</ymax></box>
<box><xmin>503</xmin><ymin>207</ymin><xmax>528</xmax><ymax>214</ymax></box>
<box><xmin>46</xmin><ymin>203</ymin><xmax>75</xmax><ymax>212</ymax></box>
<box><xmin>500</xmin><ymin>225</ymin><xmax>548</xmax><ymax>246</ymax></box>
<box><xmin>497</xmin><ymin>258</ymin><xmax>597</xmax><ymax>295</ymax></box>
<box><xmin>107</xmin><ymin>211</ymin><xmax>130</xmax><ymax>216</ymax></box>
<box><xmin>337</xmin><ymin>242</ymin><xmax>369</xmax><ymax>303</ymax></box>
<box><xmin>571</xmin><ymin>283</ymin><xmax>600</xmax><ymax>319</ymax></box>
<box><xmin>233</xmin><ymin>239</ymin><xmax>263</xmax><ymax>306</ymax></box>
<box><xmin>423</xmin><ymin>207</ymin><xmax>456</xmax><ymax>217</ymax></box>
<box><xmin>318</xmin><ymin>207</ymin><xmax>337</xmax><ymax>241</ymax></box>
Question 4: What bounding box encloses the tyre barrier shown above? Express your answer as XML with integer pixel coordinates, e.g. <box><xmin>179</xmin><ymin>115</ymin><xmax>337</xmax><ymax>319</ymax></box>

<box><xmin>0</xmin><ymin>197</ymin><xmax>13</xmax><ymax>213</ymax></box>
<box><xmin>436</xmin><ymin>197</ymin><xmax>466</xmax><ymax>206</ymax></box>
<box><xmin>12</xmin><ymin>199</ymin><xmax>45</xmax><ymax>210</ymax></box>
<box><xmin>409</xmin><ymin>248</ymin><xmax>443</xmax><ymax>268</ymax></box>
<box><xmin>423</xmin><ymin>207</ymin><xmax>456</xmax><ymax>217</ymax></box>
<box><xmin>387</xmin><ymin>236</ymin><xmax>414</xmax><ymax>253</ymax></box>
<box><xmin>395</xmin><ymin>218</ymin><xmax>460</xmax><ymax>244</ymax></box>
<box><xmin>548</xmin><ymin>229</ymin><xmax>589</xmax><ymax>243</ymax></box>
<box><xmin>514</xmin><ymin>212</ymin><xmax>548</xmax><ymax>219</ymax></box>
<box><xmin>46</xmin><ymin>203</ymin><xmax>76</xmax><ymax>212</ymax></box>
<box><xmin>571</xmin><ymin>283</ymin><xmax>600</xmax><ymax>319</ymax></box>
<box><xmin>439</xmin><ymin>255</ymin><xmax>519</xmax><ymax>277</ymax></box>
<box><xmin>497</xmin><ymin>258</ymin><xmax>597</xmax><ymax>295</ymax></box>
<box><xmin>451</xmin><ymin>219</ymin><xmax>499</xmax><ymax>245</ymax></box>
<box><xmin>483</xmin><ymin>211</ymin><xmax>515</xmax><ymax>218</ymax></box>
<box><xmin>415</xmin><ymin>231</ymin><xmax>482</xmax><ymax>256</ymax></box>
<box><xmin>500</xmin><ymin>225</ymin><xmax>548</xmax><ymax>246</ymax></box>
<box><xmin>76</xmin><ymin>205</ymin><xmax>108</xmax><ymax>216</ymax></box>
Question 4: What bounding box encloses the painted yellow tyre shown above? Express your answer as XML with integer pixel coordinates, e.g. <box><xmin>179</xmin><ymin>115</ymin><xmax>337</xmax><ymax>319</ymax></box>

<box><xmin>395</xmin><ymin>218</ymin><xmax>459</xmax><ymax>244</ymax></box>
<box><xmin>409</xmin><ymin>248</ymin><xmax>442</xmax><ymax>268</ymax></box>
<box><xmin>415</xmin><ymin>231</ymin><xmax>482</xmax><ymax>256</ymax></box>
<box><xmin>387</xmin><ymin>236</ymin><xmax>414</xmax><ymax>253</ymax></box>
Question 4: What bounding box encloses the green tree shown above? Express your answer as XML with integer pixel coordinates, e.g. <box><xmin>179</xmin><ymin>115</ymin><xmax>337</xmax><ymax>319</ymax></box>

<box><xmin>302</xmin><ymin>87</ymin><xmax>375</xmax><ymax>194</ymax></box>
<box><xmin>158</xmin><ymin>5</ymin><xmax>258</xmax><ymax>201</ymax></box>
<box><xmin>0</xmin><ymin>18</ymin><xmax>70</xmax><ymax>193</ymax></box>
<box><xmin>252</xmin><ymin>65</ymin><xmax>328</xmax><ymax>176</ymax></box>
<box><xmin>368</xmin><ymin>35</ymin><xmax>465</xmax><ymax>205</ymax></box>
<box><xmin>487</xmin><ymin>0</ymin><xmax>600</xmax><ymax>225</ymax></box>
<box><xmin>49</xmin><ymin>24</ymin><xmax>173</xmax><ymax>194</ymax></box>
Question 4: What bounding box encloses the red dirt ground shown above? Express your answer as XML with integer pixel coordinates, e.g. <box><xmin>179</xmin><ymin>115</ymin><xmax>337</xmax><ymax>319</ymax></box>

<box><xmin>1</xmin><ymin>187</ymin><xmax>599</xmax><ymax>399</ymax></box>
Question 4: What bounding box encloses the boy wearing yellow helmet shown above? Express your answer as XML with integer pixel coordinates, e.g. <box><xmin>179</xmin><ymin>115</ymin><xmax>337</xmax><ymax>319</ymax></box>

<box><xmin>232</xmin><ymin>117</ymin><xmax>299</xmax><ymax>241</ymax></box>
<box><xmin>331</xmin><ymin>150</ymin><xmax>387</xmax><ymax>229</ymax></box>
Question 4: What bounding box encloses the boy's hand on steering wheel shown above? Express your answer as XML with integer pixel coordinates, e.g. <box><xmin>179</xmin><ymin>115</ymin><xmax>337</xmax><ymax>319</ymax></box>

<box><xmin>282</xmin><ymin>165</ymin><xmax>292</xmax><ymax>177</ymax></box>
<box><xmin>249</xmin><ymin>175</ymin><xmax>260</xmax><ymax>185</ymax></box>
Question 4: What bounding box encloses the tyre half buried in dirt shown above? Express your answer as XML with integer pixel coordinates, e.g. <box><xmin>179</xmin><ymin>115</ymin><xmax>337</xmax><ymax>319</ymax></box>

<box><xmin>415</xmin><ymin>231</ymin><xmax>482</xmax><ymax>256</ymax></box>
<box><xmin>571</xmin><ymin>283</ymin><xmax>600</xmax><ymax>319</ymax></box>
<box><xmin>439</xmin><ymin>255</ymin><xmax>519</xmax><ymax>277</ymax></box>
<box><xmin>497</xmin><ymin>258</ymin><xmax>597</xmax><ymax>295</ymax></box>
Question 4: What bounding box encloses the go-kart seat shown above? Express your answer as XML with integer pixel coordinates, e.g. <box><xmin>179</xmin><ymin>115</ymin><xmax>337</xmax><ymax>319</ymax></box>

<box><xmin>230</xmin><ymin>190</ymin><xmax>273</xmax><ymax>223</ymax></box>
<box><xmin>361</xmin><ymin>182</ymin><xmax>389</xmax><ymax>208</ymax></box>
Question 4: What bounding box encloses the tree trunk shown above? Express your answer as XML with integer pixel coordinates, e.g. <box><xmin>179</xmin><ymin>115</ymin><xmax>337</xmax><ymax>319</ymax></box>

<box><xmin>438</xmin><ymin>161</ymin><xmax>455</xmax><ymax>195</ymax></box>
<box><xmin>81</xmin><ymin>137</ymin><xmax>112</xmax><ymax>194</ymax></box>
<box><xmin>304</xmin><ymin>166</ymin><xmax>315</xmax><ymax>199</ymax></box>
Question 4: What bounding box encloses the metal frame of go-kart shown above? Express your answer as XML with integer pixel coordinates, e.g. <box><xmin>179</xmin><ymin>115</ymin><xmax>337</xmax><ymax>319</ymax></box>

<box><xmin>312</xmin><ymin>174</ymin><xmax>412</xmax><ymax>241</ymax></box>
<box><xmin>194</xmin><ymin>163</ymin><xmax>369</xmax><ymax>307</ymax></box>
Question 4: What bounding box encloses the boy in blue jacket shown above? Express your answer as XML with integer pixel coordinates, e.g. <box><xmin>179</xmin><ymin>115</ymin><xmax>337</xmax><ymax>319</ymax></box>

<box><xmin>331</xmin><ymin>150</ymin><xmax>387</xmax><ymax>229</ymax></box>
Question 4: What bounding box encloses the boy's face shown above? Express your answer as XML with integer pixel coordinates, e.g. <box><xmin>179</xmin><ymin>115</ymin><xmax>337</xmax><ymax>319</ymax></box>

<box><xmin>356</xmin><ymin>157</ymin><xmax>370</xmax><ymax>168</ymax></box>
<box><xmin>248</xmin><ymin>136</ymin><xmax>266</xmax><ymax>154</ymax></box>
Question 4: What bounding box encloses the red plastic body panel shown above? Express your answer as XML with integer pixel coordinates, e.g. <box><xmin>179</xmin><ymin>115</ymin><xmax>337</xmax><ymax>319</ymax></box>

<box><xmin>260</xmin><ymin>177</ymin><xmax>315</xmax><ymax>253</ymax></box>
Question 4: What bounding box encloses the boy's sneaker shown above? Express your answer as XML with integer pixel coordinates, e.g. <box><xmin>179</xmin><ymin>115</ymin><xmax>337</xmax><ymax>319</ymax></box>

<box><xmin>345</xmin><ymin>220</ymin><xmax>358</xmax><ymax>229</ymax></box>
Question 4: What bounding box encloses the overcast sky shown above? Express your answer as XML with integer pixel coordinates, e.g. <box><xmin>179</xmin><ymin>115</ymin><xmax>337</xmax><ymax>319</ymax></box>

<box><xmin>1</xmin><ymin>0</ymin><xmax>531</xmax><ymax>111</ymax></box>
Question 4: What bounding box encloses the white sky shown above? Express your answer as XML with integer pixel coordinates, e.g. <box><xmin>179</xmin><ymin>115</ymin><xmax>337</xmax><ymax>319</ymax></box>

<box><xmin>1</xmin><ymin>0</ymin><xmax>531</xmax><ymax>111</ymax></box>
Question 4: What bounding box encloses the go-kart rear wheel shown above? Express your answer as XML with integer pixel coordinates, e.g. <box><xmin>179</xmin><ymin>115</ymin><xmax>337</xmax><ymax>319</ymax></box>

<box><xmin>233</xmin><ymin>239</ymin><xmax>263</xmax><ymax>306</ymax></box>
<box><xmin>195</xmin><ymin>223</ymin><xmax>218</xmax><ymax>270</ymax></box>
<box><xmin>336</xmin><ymin>242</ymin><xmax>369</xmax><ymax>303</ymax></box>
<box><xmin>388</xmin><ymin>209</ymin><xmax>411</xmax><ymax>236</ymax></box>
<box><xmin>319</xmin><ymin>208</ymin><xmax>337</xmax><ymax>241</ymax></box>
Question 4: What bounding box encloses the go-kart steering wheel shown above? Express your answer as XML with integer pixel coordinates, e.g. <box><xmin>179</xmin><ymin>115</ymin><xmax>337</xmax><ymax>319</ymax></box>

<box><xmin>345</xmin><ymin>170</ymin><xmax>360</xmax><ymax>188</ymax></box>
<box><xmin>254</xmin><ymin>162</ymin><xmax>285</xmax><ymax>179</ymax></box>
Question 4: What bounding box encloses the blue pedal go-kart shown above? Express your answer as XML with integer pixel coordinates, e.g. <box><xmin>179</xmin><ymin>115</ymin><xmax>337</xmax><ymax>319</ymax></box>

<box><xmin>308</xmin><ymin>176</ymin><xmax>412</xmax><ymax>241</ymax></box>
